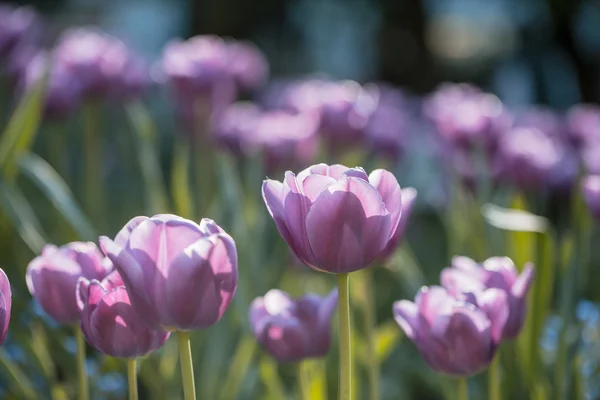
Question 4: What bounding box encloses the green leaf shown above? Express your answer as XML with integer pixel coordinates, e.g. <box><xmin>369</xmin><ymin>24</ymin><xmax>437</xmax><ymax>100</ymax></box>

<box><xmin>0</xmin><ymin>58</ymin><xmax>49</xmax><ymax>179</ymax></box>
<box><xmin>374</xmin><ymin>321</ymin><xmax>402</xmax><ymax>362</ymax></box>
<box><xmin>219</xmin><ymin>335</ymin><xmax>257</xmax><ymax>400</ymax></box>
<box><xmin>481</xmin><ymin>203</ymin><xmax>549</xmax><ymax>233</ymax></box>
<box><xmin>258</xmin><ymin>357</ymin><xmax>287</xmax><ymax>400</ymax></box>
<box><xmin>0</xmin><ymin>181</ymin><xmax>47</xmax><ymax>253</ymax></box>
<box><xmin>17</xmin><ymin>153</ymin><xmax>96</xmax><ymax>241</ymax></box>
<box><xmin>171</xmin><ymin>138</ymin><xmax>193</xmax><ymax>219</ymax></box>
<box><xmin>126</xmin><ymin>101</ymin><xmax>169</xmax><ymax>214</ymax></box>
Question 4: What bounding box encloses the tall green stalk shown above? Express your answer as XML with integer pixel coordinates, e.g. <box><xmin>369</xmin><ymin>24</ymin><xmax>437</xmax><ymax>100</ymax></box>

<box><xmin>177</xmin><ymin>331</ymin><xmax>196</xmax><ymax>400</ymax></box>
<box><xmin>458</xmin><ymin>378</ymin><xmax>469</xmax><ymax>400</ymax></box>
<box><xmin>127</xmin><ymin>358</ymin><xmax>138</xmax><ymax>400</ymax></box>
<box><xmin>488</xmin><ymin>354</ymin><xmax>501</xmax><ymax>400</ymax></box>
<box><xmin>75</xmin><ymin>327</ymin><xmax>88</xmax><ymax>400</ymax></box>
<box><xmin>337</xmin><ymin>273</ymin><xmax>351</xmax><ymax>400</ymax></box>
<box><xmin>363</xmin><ymin>269</ymin><xmax>379</xmax><ymax>400</ymax></box>
<box><xmin>298</xmin><ymin>361</ymin><xmax>311</xmax><ymax>400</ymax></box>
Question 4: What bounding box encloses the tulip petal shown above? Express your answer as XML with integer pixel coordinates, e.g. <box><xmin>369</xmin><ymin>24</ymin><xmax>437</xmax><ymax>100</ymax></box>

<box><xmin>305</xmin><ymin>176</ymin><xmax>391</xmax><ymax>273</ymax></box>
<box><xmin>451</xmin><ymin>256</ymin><xmax>480</xmax><ymax>271</ymax></box>
<box><xmin>0</xmin><ymin>293</ymin><xmax>8</xmax><ymax>345</ymax></box>
<box><xmin>296</xmin><ymin>163</ymin><xmax>329</xmax><ymax>183</ymax></box>
<box><xmin>302</xmin><ymin>174</ymin><xmax>336</xmax><ymax>202</ymax></box>
<box><xmin>259</xmin><ymin>317</ymin><xmax>310</xmax><ymax>362</ymax></box>
<box><xmin>262</xmin><ymin>179</ymin><xmax>295</xmax><ymax>249</ymax></box>
<box><xmin>415</xmin><ymin>286</ymin><xmax>454</xmax><ymax>327</ymax></box>
<box><xmin>0</xmin><ymin>269</ymin><xmax>11</xmax><ymax>317</ymax></box>
<box><xmin>440</xmin><ymin>268</ymin><xmax>485</xmax><ymax>294</ymax></box>
<box><xmin>369</xmin><ymin>169</ymin><xmax>402</xmax><ymax>237</ymax></box>
<box><xmin>199</xmin><ymin>218</ymin><xmax>225</xmax><ymax>236</ymax></box>
<box><xmin>317</xmin><ymin>288</ymin><xmax>338</xmax><ymax>330</ymax></box>
<box><xmin>512</xmin><ymin>263</ymin><xmax>535</xmax><ymax>300</ymax></box>
<box><xmin>76</xmin><ymin>277</ymin><xmax>90</xmax><ymax>311</ymax></box>
<box><xmin>475</xmin><ymin>289</ymin><xmax>509</xmax><ymax>343</ymax></box>
<box><xmin>114</xmin><ymin>216</ymin><xmax>148</xmax><ymax>247</ymax></box>
<box><xmin>249</xmin><ymin>297</ymin><xmax>270</xmax><ymax>336</ymax></box>
<box><xmin>483</xmin><ymin>257</ymin><xmax>519</xmax><ymax>289</ymax></box>
<box><xmin>392</xmin><ymin>300</ymin><xmax>419</xmax><ymax>340</ymax></box>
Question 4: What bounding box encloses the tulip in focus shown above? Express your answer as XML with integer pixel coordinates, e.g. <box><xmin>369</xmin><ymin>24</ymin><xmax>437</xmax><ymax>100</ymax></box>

<box><xmin>393</xmin><ymin>285</ymin><xmax>508</xmax><ymax>375</ymax></box>
<box><xmin>0</xmin><ymin>269</ymin><xmax>11</xmax><ymax>346</ymax></box>
<box><xmin>250</xmin><ymin>289</ymin><xmax>338</xmax><ymax>362</ymax></box>
<box><xmin>262</xmin><ymin>163</ymin><xmax>403</xmax><ymax>274</ymax></box>
<box><xmin>26</xmin><ymin>242</ymin><xmax>111</xmax><ymax>324</ymax></box>
<box><xmin>99</xmin><ymin>214</ymin><xmax>238</xmax><ymax>331</ymax></box>
<box><xmin>583</xmin><ymin>175</ymin><xmax>600</xmax><ymax>222</ymax></box>
<box><xmin>77</xmin><ymin>270</ymin><xmax>170</xmax><ymax>358</ymax></box>
<box><xmin>441</xmin><ymin>256</ymin><xmax>535</xmax><ymax>339</ymax></box>
<box><xmin>378</xmin><ymin>187</ymin><xmax>417</xmax><ymax>261</ymax></box>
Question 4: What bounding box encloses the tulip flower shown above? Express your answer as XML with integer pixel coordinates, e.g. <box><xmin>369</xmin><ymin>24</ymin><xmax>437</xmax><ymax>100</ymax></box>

<box><xmin>441</xmin><ymin>256</ymin><xmax>535</xmax><ymax>339</ymax></box>
<box><xmin>0</xmin><ymin>4</ymin><xmax>38</xmax><ymax>61</ymax></box>
<box><xmin>100</xmin><ymin>214</ymin><xmax>238</xmax><ymax>400</ymax></box>
<box><xmin>582</xmin><ymin>175</ymin><xmax>600</xmax><ymax>222</ymax></box>
<box><xmin>262</xmin><ymin>163</ymin><xmax>403</xmax><ymax>274</ymax></box>
<box><xmin>250</xmin><ymin>289</ymin><xmax>338</xmax><ymax>363</ymax></box>
<box><xmin>393</xmin><ymin>285</ymin><xmax>508</xmax><ymax>376</ymax></box>
<box><xmin>26</xmin><ymin>242</ymin><xmax>111</xmax><ymax>324</ymax></box>
<box><xmin>0</xmin><ymin>268</ymin><xmax>11</xmax><ymax>346</ymax></box>
<box><xmin>377</xmin><ymin>187</ymin><xmax>417</xmax><ymax>261</ymax></box>
<box><xmin>566</xmin><ymin>104</ymin><xmax>600</xmax><ymax>148</ymax></box>
<box><xmin>77</xmin><ymin>270</ymin><xmax>170</xmax><ymax>358</ymax></box>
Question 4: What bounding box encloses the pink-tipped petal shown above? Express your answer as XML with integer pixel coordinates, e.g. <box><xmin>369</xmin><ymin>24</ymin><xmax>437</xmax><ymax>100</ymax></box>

<box><xmin>369</xmin><ymin>169</ymin><xmax>403</xmax><ymax>237</ymax></box>
<box><xmin>475</xmin><ymin>289</ymin><xmax>509</xmax><ymax>343</ymax></box>
<box><xmin>393</xmin><ymin>300</ymin><xmax>419</xmax><ymax>340</ymax></box>
<box><xmin>512</xmin><ymin>263</ymin><xmax>535</xmax><ymax>300</ymax></box>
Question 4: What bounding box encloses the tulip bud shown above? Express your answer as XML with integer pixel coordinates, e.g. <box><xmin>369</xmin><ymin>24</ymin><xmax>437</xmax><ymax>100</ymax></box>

<box><xmin>441</xmin><ymin>256</ymin><xmax>534</xmax><ymax>339</ymax></box>
<box><xmin>0</xmin><ymin>268</ymin><xmax>11</xmax><ymax>346</ymax></box>
<box><xmin>77</xmin><ymin>271</ymin><xmax>170</xmax><ymax>358</ymax></box>
<box><xmin>100</xmin><ymin>214</ymin><xmax>238</xmax><ymax>331</ymax></box>
<box><xmin>262</xmin><ymin>163</ymin><xmax>403</xmax><ymax>273</ymax></box>
<box><xmin>393</xmin><ymin>285</ymin><xmax>508</xmax><ymax>376</ymax></box>
<box><xmin>250</xmin><ymin>289</ymin><xmax>337</xmax><ymax>362</ymax></box>
<box><xmin>26</xmin><ymin>242</ymin><xmax>111</xmax><ymax>324</ymax></box>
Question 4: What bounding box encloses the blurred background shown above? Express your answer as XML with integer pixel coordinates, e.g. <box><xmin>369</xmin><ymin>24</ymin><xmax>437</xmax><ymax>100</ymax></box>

<box><xmin>1</xmin><ymin>0</ymin><xmax>600</xmax><ymax>399</ymax></box>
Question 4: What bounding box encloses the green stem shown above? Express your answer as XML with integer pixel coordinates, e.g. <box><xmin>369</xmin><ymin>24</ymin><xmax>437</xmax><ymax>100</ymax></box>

<box><xmin>82</xmin><ymin>102</ymin><xmax>103</xmax><ymax>228</ymax></box>
<box><xmin>127</xmin><ymin>358</ymin><xmax>138</xmax><ymax>400</ymax></box>
<box><xmin>298</xmin><ymin>361</ymin><xmax>311</xmax><ymax>400</ymax></box>
<box><xmin>488</xmin><ymin>355</ymin><xmax>501</xmax><ymax>400</ymax></box>
<box><xmin>75</xmin><ymin>327</ymin><xmax>88</xmax><ymax>400</ymax></box>
<box><xmin>363</xmin><ymin>269</ymin><xmax>379</xmax><ymax>400</ymax></box>
<box><xmin>337</xmin><ymin>273</ymin><xmax>351</xmax><ymax>400</ymax></box>
<box><xmin>177</xmin><ymin>331</ymin><xmax>196</xmax><ymax>400</ymax></box>
<box><xmin>458</xmin><ymin>378</ymin><xmax>469</xmax><ymax>400</ymax></box>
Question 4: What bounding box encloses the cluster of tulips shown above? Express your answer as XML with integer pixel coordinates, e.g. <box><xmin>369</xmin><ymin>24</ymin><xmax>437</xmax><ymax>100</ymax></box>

<box><xmin>0</xmin><ymin>161</ymin><xmax>537</xmax><ymax>400</ymax></box>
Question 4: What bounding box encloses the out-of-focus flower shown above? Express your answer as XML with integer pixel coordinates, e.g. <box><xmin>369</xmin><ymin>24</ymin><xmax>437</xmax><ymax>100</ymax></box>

<box><xmin>582</xmin><ymin>175</ymin><xmax>600</xmax><ymax>222</ymax></box>
<box><xmin>214</xmin><ymin>102</ymin><xmax>319</xmax><ymax>171</ymax></box>
<box><xmin>0</xmin><ymin>4</ymin><xmax>38</xmax><ymax>60</ymax></box>
<box><xmin>0</xmin><ymin>269</ymin><xmax>11</xmax><ymax>346</ymax></box>
<box><xmin>99</xmin><ymin>214</ymin><xmax>238</xmax><ymax>331</ymax></box>
<box><xmin>364</xmin><ymin>83</ymin><xmax>411</xmax><ymax>160</ymax></box>
<box><xmin>21</xmin><ymin>51</ymin><xmax>84</xmax><ymax>120</ymax></box>
<box><xmin>423</xmin><ymin>83</ymin><xmax>510</xmax><ymax>148</ymax></box>
<box><xmin>378</xmin><ymin>188</ymin><xmax>417</xmax><ymax>261</ymax></box>
<box><xmin>250</xmin><ymin>289</ymin><xmax>337</xmax><ymax>362</ymax></box>
<box><xmin>26</xmin><ymin>242</ymin><xmax>111</xmax><ymax>324</ymax></box>
<box><xmin>493</xmin><ymin>126</ymin><xmax>568</xmax><ymax>190</ymax></box>
<box><xmin>77</xmin><ymin>270</ymin><xmax>170</xmax><ymax>358</ymax></box>
<box><xmin>262</xmin><ymin>164</ymin><xmax>403</xmax><ymax>273</ymax></box>
<box><xmin>566</xmin><ymin>104</ymin><xmax>600</xmax><ymax>147</ymax></box>
<box><xmin>226</xmin><ymin>41</ymin><xmax>269</xmax><ymax>89</ymax></box>
<box><xmin>393</xmin><ymin>285</ymin><xmax>508</xmax><ymax>375</ymax></box>
<box><xmin>441</xmin><ymin>256</ymin><xmax>534</xmax><ymax>339</ymax></box>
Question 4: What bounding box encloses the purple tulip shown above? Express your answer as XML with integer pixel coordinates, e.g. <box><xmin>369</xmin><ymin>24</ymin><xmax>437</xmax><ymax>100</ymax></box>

<box><xmin>26</xmin><ymin>242</ymin><xmax>112</xmax><ymax>324</ymax></box>
<box><xmin>582</xmin><ymin>175</ymin><xmax>600</xmax><ymax>222</ymax></box>
<box><xmin>262</xmin><ymin>163</ymin><xmax>403</xmax><ymax>274</ymax></box>
<box><xmin>0</xmin><ymin>268</ymin><xmax>11</xmax><ymax>346</ymax></box>
<box><xmin>393</xmin><ymin>285</ymin><xmax>508</xmax><ymax>375</ymax></box>
<box><xmin>226</xmin><ymin>41</ymin><xmax>269</xmax><ymax>90</ymax></box>
<box><xmin>99</xmin><ymin>214</ymin><xmax>238</xmax><ymax>331</ymax></box>
<box><xmin>566</xmin><ymin>104</ymin><xmax>600</xmax><ymax>147</ymax></box>
<box><xmin>77</xmin><ymin>270</ymin><xmax>170</xmax><ymax>358</ymax></box>
<box><xmin>423</xmin><ymin>83</ymin><xmax>510</xmax><ymax>149</ymax></box>
<box><xmin>378</xmin><ymin>188</ymin><xmax>417</xmax><ymax>261</ymax></box>
<box><xmin>21</xmin><ymin>51</ymin><xmax>84</xmax><ymax>120</ymax></box>
<box><xmin>250</xmin><ymin>289</ymin><xmax>337</xmax><ymax>362</ymax></box>
<box><xmin>441</xmin><ymin>256</ymin><xmax>535</xmax><ymax>339</ymax></box>
<box><xmin>0</xmin><ymin>4</ymin><xmax>38</xmax><ymax>60</ymax></box>
<box><xmin>214</xmin><ymin>102</ymin><xmax>319</xmax><ymax>172</ymax></box>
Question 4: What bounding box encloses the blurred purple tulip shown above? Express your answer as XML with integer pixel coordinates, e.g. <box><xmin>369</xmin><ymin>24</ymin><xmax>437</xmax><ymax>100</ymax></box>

<box><xmin>26</xmin><ymin>242</ymin><xmax>112</xmax><ymax>324</ymax></box>
<box><xmin>582</xmin><ymin>175</ymin><xmax>600</xmax><ymax>222</ymax></box>
<box><xmin>441</xmin><ymin>256</ymin><xmax>535</xmax><ymax>339</ymax></box>
<box><xmin>214</xmin><ymin>102</ymin><xmax>319</xmax><ymax>171</ymax></box>
<box><xmin>0</xmin><ymin>4</ymin><xmax>38</xmax><ymax>60</ymax></box>
<box><xmin>378</xmin><ymin>188</ymin><xmax>417</xmax><ymax>261</ymax></box>
<box><xmin>262</xmin><ymin>164</ymin><xmax>403</xmax><ymax>273</ymax></box>
<box><xmin>566</xmin><ymin>104</ymin><xmax>600</xmax><ymax>147</ymax></box>
<box><xmin>423</xmin><ymin>83</ymin><xmax>510</xmax><ymax>149</ymax></box>
<box><xmin>393</xmin><ymin>285</ymin><xmax>508</xmax><ymax>375</ymax></box>
<box><xmin>226</xmin><ymin>40</ymin><xmax>269</xmax><ymax>89</ymax></box>
<box><xmin>99</xmin><ymin>214</ymin><xmax>238</xmax><ymax>331</ymax></box>
<box><xmin>250</xmin><ymin>289</ymin><xmax>337</xmax><ymax>362</ymax></box>
<box><xmin>21</xmin><ymin>51</ymin><xmax>84</xmax><ymax>119</ymax></box>
<box><xmin>0</xmin><ymin>269</ymin><xmax>11</xmax><ymax>346</ymax></box>
<box><xmin>77</xmin><ymin>270</ymin><xmax>170</xmax><ymax>358</ymax></box>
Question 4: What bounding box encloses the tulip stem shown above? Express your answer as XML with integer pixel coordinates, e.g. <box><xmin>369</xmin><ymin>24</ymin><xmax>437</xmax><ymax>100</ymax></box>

<box><xmin>298</xmin><ymin>361</ymin><xmax>311</xmax><ymax>400</ymax></box>
<box><xmin>75</xmin><ymin>327</ymin><xmax>89</xmax><ymax>400</ymax></box>
<box><xmin>458</xmin><ymin>378</ymin><xmax>469</xmax><ymax>400</ymax></box>
<box><xmin>127</xmin><ymin>358</ymin><xmax>138</xmax><ymax>400</ymax></box>
<box><xmin>488</xmin><ymin>355</ymin><xmax>501</xmax><ymax>400</ymax></box>
<box><xmin>363</xmin><ymin>269</ymin><xmax>380</xmax><ymax>400</ymax></box>
<box><xmin>177</xmin><ymin>331</ymin><xmax>197</xmax><ymax>400</ymax></box>
<box><xmin>337</xmin><ymin>272</ymin><xmax>352</xmax><ymax>400</ymax></box>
